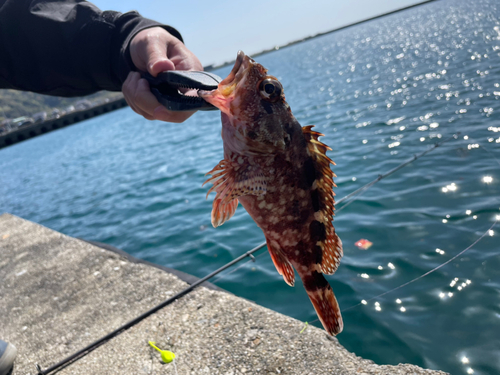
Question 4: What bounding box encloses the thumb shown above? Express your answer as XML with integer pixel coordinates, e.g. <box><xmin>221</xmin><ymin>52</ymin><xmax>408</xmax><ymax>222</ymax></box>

<box><xmin>148</xmin><ymin>57</ymin><xmax>175</xmax><ymax>76</ymax></box>
<box><xmin>146</xmin><ymin>42</ymin><xmax>175</xmax><ymax>76</ymax></box>
<box><xmin>130</xmin><ymin>27</ymin><xmax>177</xmax><ymax>76</ymax></box>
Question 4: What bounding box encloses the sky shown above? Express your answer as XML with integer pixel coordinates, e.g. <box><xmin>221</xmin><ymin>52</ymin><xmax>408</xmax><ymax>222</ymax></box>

<box><xmin>92</xmin><ymin>0</ymin><xmax>427</xmax><ymax>67</ymax></box>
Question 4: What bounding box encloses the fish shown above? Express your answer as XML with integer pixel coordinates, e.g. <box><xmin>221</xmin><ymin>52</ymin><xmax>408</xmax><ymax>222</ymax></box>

<box><xmin>199</xmin><ymin>51</ymin><xmax>343</xmax><ymax>335</ymax></box>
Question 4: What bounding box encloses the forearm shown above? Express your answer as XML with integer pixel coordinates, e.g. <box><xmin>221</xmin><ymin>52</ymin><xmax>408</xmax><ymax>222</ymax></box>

<box><xmin>0</xmin><ymin>0</ymin><xmax>182</xmax><ymax>97</ymax></box>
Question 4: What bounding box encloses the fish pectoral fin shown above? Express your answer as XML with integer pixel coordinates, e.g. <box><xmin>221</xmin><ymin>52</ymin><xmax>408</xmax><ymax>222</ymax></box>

<box><xmin>266</xmin><ymin>239</ymin><xmax>295</xmax><ymax>287</ymax></box>
<box><xmin>204</xmin><ymin>159</ymin><xmax>266</xmax><ymax>228</ymax></box>
<box><xmin>204</xmin><ymin>159</ymin><xmax>266</xmax><ymax>204</ymax></box>
<box><xmin>232</xmin><ymin>169</ymin><xmax>267</xmax><ymax>197</ymax></box>
<box><xmin>211</xmin><ymin>197</ymin><xmax>238</xmax><ymax>228</ymax></box>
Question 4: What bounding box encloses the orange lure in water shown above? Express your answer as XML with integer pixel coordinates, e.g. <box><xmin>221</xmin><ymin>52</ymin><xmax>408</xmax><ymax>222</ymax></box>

<box><xmin>200</xmin><ymin>51</ymin><xmax>343</xmax><ymax>335</ymax></box>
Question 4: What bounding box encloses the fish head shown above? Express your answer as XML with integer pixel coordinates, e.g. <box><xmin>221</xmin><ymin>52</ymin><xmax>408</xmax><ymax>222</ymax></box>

<box><xmin>200</xmin><ymin>51</ymin><xmax>294</xmax><ymax>152</ymax></box>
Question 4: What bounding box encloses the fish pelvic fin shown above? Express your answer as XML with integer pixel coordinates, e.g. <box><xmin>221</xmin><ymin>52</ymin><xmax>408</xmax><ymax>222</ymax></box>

<box><xmin>302</xmin><ymin>125</ymin><xmax>343</xmax><ymax>275</ymax></box>
<box><xmin>266</xmin><ymin>238</ymin><xmax>295</xmax><ymax>287</ymax></box>
<box><xmin>211</xmin><ymin>197</ymin><xmax>238</xmax><ymax>228</ymax></box>
<box><xmin>203</xmin><ymin>158</ymin><xmax>267</xmax><ymax>227</ymax></box>
<box><xmin>302</xmin><ymin>270</ymin><xmax>343</xmax><ymax>336</ymax></box>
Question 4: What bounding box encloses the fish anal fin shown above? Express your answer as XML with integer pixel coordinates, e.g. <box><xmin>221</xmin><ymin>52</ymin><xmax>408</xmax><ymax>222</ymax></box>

<box><xmin>266</xmin><ymin>239</ymin><xmax>295</xmax><ymax>287</ymax></box>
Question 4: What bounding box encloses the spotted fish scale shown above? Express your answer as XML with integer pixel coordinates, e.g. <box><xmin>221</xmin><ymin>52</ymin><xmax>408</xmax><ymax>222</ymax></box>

<box><xmin>200</xmin><ymin>51</ymin><xmax>344</xmax><ymax>335</ymax></box>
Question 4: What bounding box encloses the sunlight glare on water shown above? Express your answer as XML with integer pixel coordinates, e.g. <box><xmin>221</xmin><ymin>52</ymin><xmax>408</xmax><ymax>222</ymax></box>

<box><xmin>1</xmin><ymin>0</ymin><xmax>500</xmax><ymax>374</ymax></box>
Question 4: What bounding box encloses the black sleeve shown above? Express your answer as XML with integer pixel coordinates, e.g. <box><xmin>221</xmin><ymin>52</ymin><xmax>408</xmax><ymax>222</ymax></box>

<box><xmin>0</xmin><ymin>0</ymin><xmax>183</xmax><ymax>97</ymax></box>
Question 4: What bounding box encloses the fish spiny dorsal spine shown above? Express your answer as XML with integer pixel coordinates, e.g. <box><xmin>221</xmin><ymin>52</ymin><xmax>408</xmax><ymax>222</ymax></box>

<box><xmin>302</xmin><ymin>125</ymin><xmax>343</xmax><ymax>274</ymax></box>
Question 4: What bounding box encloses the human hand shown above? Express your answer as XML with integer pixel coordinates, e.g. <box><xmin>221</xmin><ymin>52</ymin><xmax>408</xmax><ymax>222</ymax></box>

<box><xmin>123</xmin><ymin>27</ymin><xmax>203</xmax><ymax>123</ymax></box>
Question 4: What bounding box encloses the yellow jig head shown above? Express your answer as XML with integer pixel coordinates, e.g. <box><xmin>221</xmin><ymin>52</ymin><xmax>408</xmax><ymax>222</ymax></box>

<box><xmin>149</xmin><ymin>341</ymin><xmax>176</xmax><ymax>363</ymax></box>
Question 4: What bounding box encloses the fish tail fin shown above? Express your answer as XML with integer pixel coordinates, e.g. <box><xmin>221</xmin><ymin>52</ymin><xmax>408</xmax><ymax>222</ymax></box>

<box><xmin>302</xmin><ymin>271</ymin><xmax>343</xmax><ymax>335</ymax></box>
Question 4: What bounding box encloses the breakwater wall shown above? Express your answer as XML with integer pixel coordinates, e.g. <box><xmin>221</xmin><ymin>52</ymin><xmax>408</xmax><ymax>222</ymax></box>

<box><xmin>0</xmin><ymin>97</ymin><xmax>128</xmax><ymax>150</ymax></box>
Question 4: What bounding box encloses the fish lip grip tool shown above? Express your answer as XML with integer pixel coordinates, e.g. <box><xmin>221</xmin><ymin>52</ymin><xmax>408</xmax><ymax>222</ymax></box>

<box><xmin>141</xmin><ymin>70</ymin><xmax>222</xmax><ymax>111</ymax></box>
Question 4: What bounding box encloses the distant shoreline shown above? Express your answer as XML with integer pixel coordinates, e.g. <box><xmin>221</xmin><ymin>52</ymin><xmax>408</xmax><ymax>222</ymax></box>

<box><xmin>206</xmin><ymin>0</ymin><xmax>438</xmax><ymax>71</ymax></box>
<box><xmin>0</xmin><ymin>0</ymin><xmax>438</xmax><ymax>149</ymax></box>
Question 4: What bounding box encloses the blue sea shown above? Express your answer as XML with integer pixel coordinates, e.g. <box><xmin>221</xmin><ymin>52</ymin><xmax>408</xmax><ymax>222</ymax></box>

<box><xmin>1</xmin><ymin>0</ymin><xmax>500</xmax><ymax>373</ymax></box>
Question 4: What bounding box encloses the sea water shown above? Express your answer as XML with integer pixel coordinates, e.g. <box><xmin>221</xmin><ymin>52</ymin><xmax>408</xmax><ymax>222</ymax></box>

<box><xmin>1</xmin><ymin>0</ymin><xmax>499</xmax><ymax>373</ymax></box>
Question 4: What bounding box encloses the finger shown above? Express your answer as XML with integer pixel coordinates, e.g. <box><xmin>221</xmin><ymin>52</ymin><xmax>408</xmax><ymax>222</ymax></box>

<box><xmin>124</xmin><ymin>72</ymin><xmax>188</xmax><ymax>122</ymax></box>
<box><xmin>123</xmin><ymin>73</ymin><xmax>144</xmax><ymax>115</ymax></box>
<box><xmin>131</xmin><ymin>77</ymin><xmax>171</xmax><ymax>119</ymax></box>
<box><xmin>122</xmin><ymin>67</ymin><xmax>197</xmax><ymax>123</ymax></box>
<box><xmin>123</xmin><ymin>72</ymin><xmax>155</xmax><ymax>120</ymax></box>
<box><xmin>153</xmin><ymin>106</ymin><xmax>195</xmax><ymax>123</ymax></box>
<box><xmin>122</xmin><ymin>72</ymin><xmax>142</xmax><ymax>113</ymax></box>
<box><xmin>149</xmin><ymin>58</ymin><xmax>175</xmax><ymax>77</ymax></box>
<box><xmin>165</xmin><ymin>39</ymin><xmax>203</xmax><ymax>72</ymax></box>
<box><xmin>145</xmin><ymin>40</ymin><xmax>175</xmax><ymax>76</ymax></box>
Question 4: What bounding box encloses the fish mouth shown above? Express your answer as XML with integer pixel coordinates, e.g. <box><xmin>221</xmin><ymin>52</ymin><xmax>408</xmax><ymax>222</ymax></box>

<box><xmin>219</xmin><ymin>50</ymin><xmax>248</xmax><ymax>92</ymax></box>
<box><xmin>199</xmin><ymin>51</ymin><xmax>251</xmax><ymax>114</ymax></box>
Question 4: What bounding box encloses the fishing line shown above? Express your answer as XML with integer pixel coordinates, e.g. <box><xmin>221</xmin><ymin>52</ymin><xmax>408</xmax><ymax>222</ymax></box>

<box><xmin>211</xmin><ymin>132</ymin><xmax>460</xmax><ymax>285</ymax></box>
<box><xmin>36</xmin><ymin>130</ymin><xmax>458</xmax><ymax>374</ymax></box>
<box><xmin>211</xmin><ymin>251</ymin><xmax>268</xmax><ymax>284</ymax></box>
<box><xmin>301</xmin><ymin>134</ymin><xmax>500</xmax><ymax>328</ymax></box>
<box><xmin>35</xmin><ymin>244</ymin><xmax>266</xmax><ymax>375</ymax></box>
<box><xmin>340</xmin><ymin>219</ymin><xmax>497</xmax><ymax>313</ymax></box>
<box><xmin>33</xmin><ymin>2</ymin><xmax>455</xmax><ymax>372</ymax></box>
<box><xmin>335</xmin><ymin>132</ymin><xmax>459</xmax><ymax>213</ymax></box>
<box><xmin>300</xmin><ymin>219</ymin><xmax>497</xmax><ymax>329</ymax></box>
<box><xmin>466</xmin><ymin>135</ymin><xmax>500</xmax><ymax>168</ymax></box>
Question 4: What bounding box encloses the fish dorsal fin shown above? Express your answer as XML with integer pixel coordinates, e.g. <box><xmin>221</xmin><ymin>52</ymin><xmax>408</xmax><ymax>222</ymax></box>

<box><xmin>302</xmin><ymin>125</ymin><xmax>343</xmax><ymax>274</ymax></box>
<box><xmin>266</xmin><ymin>238</ymin><xmax>295</xmax><ymax>286</ymax></box>
<box><xmin>203</xmin><ymin>158</ymin><xmax>266</xmax><ymax>227</ymax></box>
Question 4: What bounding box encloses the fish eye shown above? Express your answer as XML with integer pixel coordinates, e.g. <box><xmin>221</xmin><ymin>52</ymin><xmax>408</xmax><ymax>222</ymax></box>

<box><xmin>258</xmin><ymin>78</ymin><xmax>283</xmax><ymax>102</ymax></box>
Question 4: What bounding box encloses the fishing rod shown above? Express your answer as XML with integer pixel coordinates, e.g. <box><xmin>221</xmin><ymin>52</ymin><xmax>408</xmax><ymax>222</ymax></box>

<box><xmin>35</xmin><ymin>244</ymin><xmax>265</xmax><ymax>375</ymax></box>
<box><xmin>35</xmin><ymin>1</ymin><xmax>450</xmax><ymax>373</ymax></box>
<box><xmin>35</xmin><ymin>132</ymin><xmax>459</xmax><ymax>375</ymax></box>
<box><xmin>211</xmin><ymin>132</ymin><xmax>461</xmax><ymax>283</ymax></box>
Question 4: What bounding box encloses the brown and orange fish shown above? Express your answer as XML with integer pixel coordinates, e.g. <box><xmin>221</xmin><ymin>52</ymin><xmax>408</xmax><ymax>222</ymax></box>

<box><xmin>200</xmin><ymin>51</ymin><xmax>344</xmax><ymax>335</ymax></box>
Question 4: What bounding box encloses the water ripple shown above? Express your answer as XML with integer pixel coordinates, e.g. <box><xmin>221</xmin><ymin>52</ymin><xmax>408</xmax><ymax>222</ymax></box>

<box><xmin>1</xmin><ymin>0</ymin><xmax>500</xmax><ymax>374</ymax></box>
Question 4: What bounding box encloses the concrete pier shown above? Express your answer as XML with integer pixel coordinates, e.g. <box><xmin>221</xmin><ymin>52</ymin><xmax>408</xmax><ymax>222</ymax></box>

<box><xmin>0</xmin><ymin>214</ymin><xmax>448</xmax><ymax>375</ymax></box>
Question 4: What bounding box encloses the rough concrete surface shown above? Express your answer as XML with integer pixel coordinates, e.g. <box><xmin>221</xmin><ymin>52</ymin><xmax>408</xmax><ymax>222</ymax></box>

<box><xmin>0</xmin><ymin>214</ymin><xmax>449</xmax><ymax>374</ymax></box>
